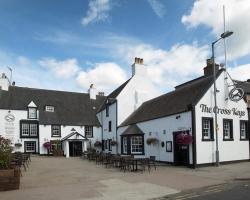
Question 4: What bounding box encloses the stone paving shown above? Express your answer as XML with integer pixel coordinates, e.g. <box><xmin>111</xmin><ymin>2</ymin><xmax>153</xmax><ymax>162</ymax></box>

<box><xmin>0</xmin><ymin>156</ymin><xmax>250</xmax><ymax>200</ymax></box>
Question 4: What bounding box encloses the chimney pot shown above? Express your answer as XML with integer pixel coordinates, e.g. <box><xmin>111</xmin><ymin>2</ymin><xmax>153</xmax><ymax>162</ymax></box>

<box><xmin>204</xmin><ymin>58</ymin><xmax>219</xmax><ymax>76</ymax></box>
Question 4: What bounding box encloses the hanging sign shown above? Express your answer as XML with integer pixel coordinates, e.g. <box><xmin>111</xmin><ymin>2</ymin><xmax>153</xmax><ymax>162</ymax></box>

<box><xmin>229</xmin><ymin>87</ymin><xmax>244</xmax><ymax>102</ymax></box>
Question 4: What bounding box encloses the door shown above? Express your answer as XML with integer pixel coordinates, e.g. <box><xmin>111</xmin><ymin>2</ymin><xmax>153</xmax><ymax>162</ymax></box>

<box><xmin>173</xmin><ymin>131</ymin><xmax>189</xmax><ymax>166</ymax></box>
<box><xmin>69</xmin><ymin>141</ymin><xmax>83</xmax><ymax>157</ymax></box>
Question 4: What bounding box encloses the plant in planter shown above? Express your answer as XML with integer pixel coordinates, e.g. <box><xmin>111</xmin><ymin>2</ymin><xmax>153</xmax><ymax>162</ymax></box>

<box><xmin>43</xmin><ymin>141</ymin><xmax>51</xmax><ymax>155</ymax></box>
<box><xmin>0</xmin><ymin>135</ymin><xmax>20</xmax><ymax>191</ymax></box>
<box><xmin>94</xmin><ymin>140</ymin><xmax>102</xmax><ymax>147</ymax></box>
<box><xmin>14</xmin><ymin>143</ymin><xmax>22</xmax><ymax>148</ymax></box>
<box><xmin>176</xmin><ymin>132</ymin><xmax>193</xmax><ymax>145</ymax></box>
<box><xmin>146</xmin><ymin>137</ymin><xmax>159</xmax><ymax>146</ymax></box>
<box><xmin>110</xmin><ymin>140</ymin><xmax>118</xmax><ymax>146</ymax></box>
<box><xmin>50</xmin><ymin>140</ymin><xmax>63</xmax><ymax>157</ymax></box>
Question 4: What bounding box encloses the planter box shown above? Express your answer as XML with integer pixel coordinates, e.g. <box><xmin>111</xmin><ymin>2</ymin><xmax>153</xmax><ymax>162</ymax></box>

<box><xmin>53</xmin><ymin>150</ymin><xmax>64</xmax><ymax>157</ymax></box>
<box><xmin>0</xmin><ymin>168</ymin><xmax>20</xmax><ymax>191</ymax></box>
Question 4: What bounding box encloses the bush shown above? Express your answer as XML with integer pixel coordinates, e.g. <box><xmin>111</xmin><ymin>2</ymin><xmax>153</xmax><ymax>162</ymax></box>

<box><xmin>0</xmin><ymin>135</ymin><xmax>13</xmax><ymax>170</ymax></box>
<box><xmin>146</xmin><ymin>138</ymin><xmax>159</xmax><ymax>145</ymax></box>
<box><xmin>94</xmin><ymin>141</ymin><xmax>102</xmax><ymax>147</ymax></box>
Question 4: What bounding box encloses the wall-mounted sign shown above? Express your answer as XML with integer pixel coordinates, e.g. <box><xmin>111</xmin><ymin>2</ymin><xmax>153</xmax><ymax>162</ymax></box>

<box><xmin>229</xmin><ymin>87</ymin><xmax>244</xmax><ymax>102</ymax></box>
<box><xmin>5</xmin><ymin>113</ymin><xmax>15</xmax><ymax>122</ymax></box>
<box><xmin>200</xmin><ymin>104</ymin><xmax>245</xmax><ymax>118</ymax></box>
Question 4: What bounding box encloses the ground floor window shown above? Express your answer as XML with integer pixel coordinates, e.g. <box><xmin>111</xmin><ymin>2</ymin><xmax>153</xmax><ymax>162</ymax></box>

<box><xmin>108</xmin><ymin>139</ymin><xmax>112</xmax><ymax>151</ymax></box>
<box><xmin>223</xmin><ymin>119</ymin><xmax>233</xmax><ymax>140</ymax></box>
<box><xmin>123</xmin><ymin>137</ymin><xmax>127</xmax><ymax>154</ymax></box>
<box><xmin>202</xmin><ymin>117</ymin><xmax>214</xmax><ymax>141</ymax></box>
<box><xmin>24</xmin><ymin>141</ymin><xmax>36</xmax><ymax>153</ymax></box>
<box><xmin>240</xmin><ymin>120</ymin><xmax>248</xmax><ymax>140</ymax></box>
<box><xmin>131</xmin><ymin>136</ymin><xmax>143</xmax><ymax>153</ymax></box>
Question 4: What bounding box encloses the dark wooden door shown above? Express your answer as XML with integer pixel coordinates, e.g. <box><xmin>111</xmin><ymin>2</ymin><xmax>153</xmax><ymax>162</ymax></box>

<box><xmin>69</xmin><ymin>141</ymin><xmax>82</xmax><ymax>157</ymax></box>
<box><xmin>173</xmin><ymin>131</ymin><xmax>189</xmax><ymax>166</ymax></box>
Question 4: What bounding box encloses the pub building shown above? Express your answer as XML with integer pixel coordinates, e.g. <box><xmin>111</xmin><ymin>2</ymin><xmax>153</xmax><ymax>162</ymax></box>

<box><xmin>1</xmin><ymin>58</ymin><xmax>250</xmax><ymax>168</ymax></box>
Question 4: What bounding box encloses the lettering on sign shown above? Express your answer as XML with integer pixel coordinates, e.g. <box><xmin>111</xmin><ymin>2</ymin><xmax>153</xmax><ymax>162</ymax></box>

<box><xmin>4</xmin><ymin>113</ymin><xmax>15</xmax><ymax>135</ymax></box>
<box><xmin>200</xmin><ymin>104</ymin><xmax>245</xmax><ymax>118</ymax></box>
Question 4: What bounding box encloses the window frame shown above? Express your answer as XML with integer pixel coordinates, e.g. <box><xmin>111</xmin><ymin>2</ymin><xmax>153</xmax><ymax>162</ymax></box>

<box><xmin>202</xmin><ymin>117</ymin><xmax>214</xmax><ymax>141</ymax></box>
<box><xmin>85</xmin><ymin>125</ymin><xmax>93</xmax><ymax>138</ymax></box>
<box><xmin>123</xmin><ymin>137</ymin><xmax>127</xmax><ymax>154</ymax></box>
<box><xmin>28</xmin><ymin>107</ymin><xmax>37</xmax><ymax>119</ymax></box>
<box><xmin>108</xmin><ymin>139</ymin><xmax>112</xmax><ymax>151</ymax></box>
<box><xmin>51</xmin><ymin>125</ymin><xmax>61</xmax><ymax>137</ymax></box>
<box><xmin>240</xmin><ymin>120</ymin><xmax>249</xmax><ymax>141</ymax></box>
<box><xmin>20</xmin><ymin>120</ymin><xmax>39</xmax><ymax>138</ymax></box>
<box><xmin>24</xmin><ymin>141</ymin><xmax>36</xmax><ymax>153</ymax></box>
<box><xmin>130</xmin><ymin>135</ymin><xmax>144</xmax><ymax>155</ymax></box>
<box><xmin>223</xmin><ymin>119</ymin><xmax>234</xmax><ymax>141</ymax></box>
<box><xmin>106</xmin><ymin>105</ymin><xmax>109</xmax><ymax>117</ymax></box>
<box><xmin>45</xmin><ymin>105</ymin><xmax>55</xmax><ymax>112</ymax></box>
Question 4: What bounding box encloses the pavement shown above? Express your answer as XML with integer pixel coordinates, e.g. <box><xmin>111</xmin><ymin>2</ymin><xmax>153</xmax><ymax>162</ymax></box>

<box><xmin>0</xmin><ymin>156</ymin><xmax>250</xmax><ymax>200</ymax></box>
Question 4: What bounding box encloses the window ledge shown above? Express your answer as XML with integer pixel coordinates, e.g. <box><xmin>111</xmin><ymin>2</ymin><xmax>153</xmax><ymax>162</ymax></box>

<box><xmin>202</xmin><ymin>139</ymin><xmax>214</xmax><ymax>142</ymax></box>
<box><xmin>223</xmin><ymin>138</ymin><xmax>234</xmax><ymax>141</ymax></box>
<box><xmin>240</xmin><ymin>139</ymin><xmax>249</xmax><ymax>141</ymax></box>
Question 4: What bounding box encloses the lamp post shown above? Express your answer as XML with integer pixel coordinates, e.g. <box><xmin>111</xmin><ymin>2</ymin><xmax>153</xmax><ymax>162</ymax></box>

<box><xmin>212</xmin><ymin>31</ymin><xmax>233</xmax><ymax>167</ymax></box>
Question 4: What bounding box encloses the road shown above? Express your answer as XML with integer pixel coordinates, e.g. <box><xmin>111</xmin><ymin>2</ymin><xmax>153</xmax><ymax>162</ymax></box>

<box><xmin>157</xmin><ymin>180</ymin><xmax>250</xmax><ymax>200</ymax></box>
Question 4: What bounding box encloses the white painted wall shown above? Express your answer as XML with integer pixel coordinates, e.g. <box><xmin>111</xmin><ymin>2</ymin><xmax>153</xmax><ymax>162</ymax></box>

<box><xmin>117</xmin><ymin>111</ymin><xmax>193</xmax><ymax>163</ymax></box>
<box><xmin>195</xmin><ymin>70</ymin><xmax>249</xmax><ymax>164</ymax></box>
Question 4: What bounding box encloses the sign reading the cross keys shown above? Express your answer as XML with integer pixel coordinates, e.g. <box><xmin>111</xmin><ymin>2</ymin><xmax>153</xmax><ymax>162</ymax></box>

<box><xmin>229</xmin><ymin>87</ymin><xmax>244</xmax><ymax>102</ymax></box>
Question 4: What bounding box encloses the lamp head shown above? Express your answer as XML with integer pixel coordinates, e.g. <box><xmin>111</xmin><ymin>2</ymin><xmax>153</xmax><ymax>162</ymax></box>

<box><xmin>221</xmin><ymin>31</ymin><xmax>233</xmax><ymax>39</ymax></box>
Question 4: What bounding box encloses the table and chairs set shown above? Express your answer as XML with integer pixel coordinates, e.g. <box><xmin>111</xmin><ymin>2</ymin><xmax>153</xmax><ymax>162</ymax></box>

<box><xmin>82</xmin><ymin>151</ymin><xmax>157</xmax><ymax>173</ymax></box>
<box><xmin>10</xmin><ymin>152</ymin><xmax>31</xmax><ymax>176</ymax></box>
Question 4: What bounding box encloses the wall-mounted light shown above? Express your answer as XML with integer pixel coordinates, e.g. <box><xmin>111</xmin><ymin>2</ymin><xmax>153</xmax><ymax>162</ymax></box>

<box><xmin>176</xmin><ymin>115</ymin><xmax>181</xmax><ymax>119</ymax></box>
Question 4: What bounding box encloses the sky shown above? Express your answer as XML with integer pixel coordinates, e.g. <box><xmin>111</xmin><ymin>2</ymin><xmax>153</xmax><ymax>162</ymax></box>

<box><xmin>0</xmin><ymin>0</ymin><xmax>250</xmax><ymax>95</ymax></box>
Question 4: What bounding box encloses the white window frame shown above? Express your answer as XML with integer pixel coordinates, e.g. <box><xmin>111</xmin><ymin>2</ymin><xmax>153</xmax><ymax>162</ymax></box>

<box><xmin>85</xmin><ymin>126</ymin><xmax>93</xmax><ymax>138</ymax></box>
<box><xmin>25</xmin><ymin>141</ymin><xmax>36</xmax><ymax>153</ymax></box>
<box><xmin>28</xmin><ymin>107</ymin><xmax>37</xmax><ymax>119</ymax></box>
<box><xmin>202</xmin><ymin>118</ymin><xmax>213</xmax><ymax>140</ymax></box>
<box><xmin>45</xmin><ymin>106</ymin><xmax>55</xmax><ymax>112</ymax></box>
<box><xmin>51</xmin><ymin>125</ymin><xmax>61</xmax><ymax>137</ymax></box>
<box><xmin>240</xmin><ymin>121</ymin><xmax>247</xmax><ymax>140</ymax></box>
<box><xmin>30</xmin><ymin>124</ymin><xmax>38</xmax><ymax>136</ymax></box>
<box><xmin>123</xmin><ymin>137</ymin><xmax>127</xmax><ymax>154</ymax></box>
<box><xmin>21</xmin><ymin>121</ymin><xmax>38</xmax><ymax>137</ymax></box>
<box><xmin>21</xmin><ymin>123</ymin><xmax>29</xmax><ymax>136</ymax></box>
<box><xmin>131</xmin><ymin>136</ymin><xmax>143</xmax><ymax>154</ymax></box>
<box><xmin>223</xmin><ymin>119</ymin><xmax>233</xmax><ymax>140</ymax></box>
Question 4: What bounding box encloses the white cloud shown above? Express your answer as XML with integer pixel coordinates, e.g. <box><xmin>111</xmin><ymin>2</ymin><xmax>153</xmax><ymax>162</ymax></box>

<box><xmin>148</xmin><ymin>0</ymin><xmax>166</xmax><ymax>18</ymax></box>
<box><xmin>76</xmin><ymin>62</ymin><xmax>127</xmax><ymax>93</ymax></box>
<box><xmin>182</xmin><ymin>0</ymin><xmax>250</xmax><ymax>60</ymax></box>
<box><xmin>81</xmin><ymin>0</ymin><xmax>112</xmax><ymax>26</ymax></box>
<box><xmin>228</xmin><ymin>64</ymin><xmax>250</xmax><ymax>81</ymax></box>
<box><xmin>38</xmin><ymin>58</ymin><xmax>80</xmax><ymax>79</ymax></box>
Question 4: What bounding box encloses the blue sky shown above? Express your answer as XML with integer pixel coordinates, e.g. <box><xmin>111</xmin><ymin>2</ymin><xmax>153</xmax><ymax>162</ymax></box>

<box><xmin>0</xmin><ymin>0</ymin><xmax>250</xmax><ymax>94</ymax></box>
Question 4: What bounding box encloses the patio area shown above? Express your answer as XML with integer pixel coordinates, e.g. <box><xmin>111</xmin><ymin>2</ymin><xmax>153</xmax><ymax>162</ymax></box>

<box><xmin>1</xmin><ymin>156</ymin><xmax>250</xmax><ymax>200</ymax></box>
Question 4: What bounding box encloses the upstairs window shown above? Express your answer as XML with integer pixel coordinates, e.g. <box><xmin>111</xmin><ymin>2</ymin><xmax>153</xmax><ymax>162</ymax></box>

<box><xmin>202</xmin><ymin>117</ymin><xmax>214</xmax><ymax>141</ymax></box>
<box><xmin>108</xmin><ymin>121</ymin><xmax>112</xmax><ymax>132</ymax></box>
<box><xmin>28</xmin><ymin>107</ymin><xmax>37</xmax><ymax>119</ymax></box>
<box><xmin>106</xmin><ymin>106</ymin><xmax>109</xmax><ymax>117</ymax></box>
<box><xmin>45</xmin><ymin>106</ymin><xmax>55</xmax><ymax>112</ymax></box>
<box><xmin>51</xmin><ymin>125</ymin><xmax>61</xmax><ymax>137</ymax></box>
<box><xmin>20</xmin><ymin>121</ymin><xmax>39</xmax><ymax>137</ymax></box>
<box><xmin>85</xmin><ymin>126</ymin><xmax>93</xmax><ymax>138</ymax></box>
<box><xmin>240</xmin><ymin>120</ymin><xmax>248</xmax><ymax>140</ymax></box>
<box><xmin>223</xmin><ymin>119</ymin><xmax>233</xmax><ymax>141</ymax></box>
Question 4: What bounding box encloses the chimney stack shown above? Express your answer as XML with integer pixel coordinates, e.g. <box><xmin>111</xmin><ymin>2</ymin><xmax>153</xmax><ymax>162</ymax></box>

<box><xmin>88</xmin><ymin>84</ymin><xmax>97</xmax><ymax>100</ymax></box>
<box><xmin>0</xmin><ymin>73</ymin><xmax>10</xmax><ymax>91</ymax></box>
<box><xmin>132</xmin><ymin>57</ymin><xmax>147</xmax><ymax>77</ymax></box>
<box><xmin>203</xmin><ymin>58</ymin><xmax>219</xmax><ymax>76</ymax></box>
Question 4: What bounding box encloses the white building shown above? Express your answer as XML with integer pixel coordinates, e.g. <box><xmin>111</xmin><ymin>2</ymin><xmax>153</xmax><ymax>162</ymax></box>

<box><xmin>96</xmin><ymin>57</ymin><xmax>160</xmax><ymax>154</ymax></box>
<box><xmin>117</xmin><ymin>59</ymin><xmax>250</xmax><ymax>168</ymax></box>
<box><xmin>0</xmin><ymin>75</ymin><xmax>106</xmax><ymax>157</ymax></box>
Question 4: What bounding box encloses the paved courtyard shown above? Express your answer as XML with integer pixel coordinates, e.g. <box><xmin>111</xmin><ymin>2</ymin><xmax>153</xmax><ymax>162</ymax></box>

<box><xmin>1</xmin><ymin>156</ymin><xmax>250</xmax><ymax>200</ymax></box>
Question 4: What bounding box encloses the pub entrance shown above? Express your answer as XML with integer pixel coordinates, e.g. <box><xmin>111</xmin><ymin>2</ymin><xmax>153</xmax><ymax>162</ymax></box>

<box><xmin>69</xmin><ymin>141</ymin><xmax>83</xmax><ymax>157</ymax></box>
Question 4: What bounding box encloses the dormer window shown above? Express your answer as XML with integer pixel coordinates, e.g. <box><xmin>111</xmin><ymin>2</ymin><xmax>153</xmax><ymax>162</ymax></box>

<box><xmin>45</xmin><ymin>106</ymin><xmax>55</xmax><ymax>112</ymax></box>
<box><xmin>28</xmin><ymin>107</ymin><xmax>37</xmax><ymax>119</ymax></box>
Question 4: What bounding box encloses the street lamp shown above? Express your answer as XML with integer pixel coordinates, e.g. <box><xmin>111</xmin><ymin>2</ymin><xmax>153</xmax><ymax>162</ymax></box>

<box><xmin>212</xmin><ymin>30</ymin><xmax>233</xmax><ymax>167</ymax></box>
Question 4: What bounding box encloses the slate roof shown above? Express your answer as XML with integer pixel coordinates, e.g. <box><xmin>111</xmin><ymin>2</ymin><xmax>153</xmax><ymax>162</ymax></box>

<box><xmin>120</xmin><ymin>70</ymin><xmax>224</xmax><ymax>127</ymax></box>
<box><xmin>97</xmin><ymin>79</ymin><xmax>131</xmax><ymax>112</ymax></box>
<box><xmin>121</xmin><ymin>124</ymin><xmax>144</xmax><ymax>136</ymax></box>
<box><xmin>236</xmin><ymin>80</ymin><xmax>250</xmax><ymax>94</ymax></box>
<box><xmin>0</xmin><ymin>86</ymin><xmax>106</xmax><ymax>126</ymax></box>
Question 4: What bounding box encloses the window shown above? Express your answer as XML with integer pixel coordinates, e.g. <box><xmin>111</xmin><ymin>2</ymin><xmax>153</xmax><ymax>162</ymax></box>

<box><xmin>106</xmin><ymin>106</ymin><xmax>109</xmax><ymax>117</ymax></box>
<box><xmin>202</xmin><ymin>117</ymin><xmax>214</xmax><ymax>141</ymax></box>
<box><xmin>104</xmin><ymin>140</ymin><xmax>108</xmax><ymax>149</ymax></box>
<box><xmin>45</xmin><ymin>106</ymin><xmax>55</xmax><ymax>112</ymax></box>
<box><xmin>131</xmin><ymin>136</ymin><xmax>143</xmax><ymax>154</ymax></box>
<box><xmin>108</xmin><ymin>121</ymin><xmax>112</xmax><ymax>132</ymax></box>
<box><xmin>24</xmin><ymin>141</ymin><xmax>36</xmax><ymax>153</ymax></box>
<box><xmin>108</xmin><ymin>139</ymin><xmax>112</xmax><ymax>151</ymax></box>
<box><xmin>20</xmin><ymin>121</ymin><xmax>39</xmax><ymax>137</ymax></box>
<box><xmin>123</xmin><ymin>137</ymin><xmax>127</xmax><ymax>154</ymax></box>
<box><xmin>240</xmin><ymin>121</ymin><xmax>248</xmax><ymax>140</ymax></box>
<box><xmin>28</xmin><ymin>107</ymin><xmax>37</xmax><ymax>119</ymax></box>
<box><xmin>51</xmin><ymin>125</ymin><xmax>61</xmax><ymax>137</ymax></box>
<box><xmin>223</xmin><ymin>119</ymin><xmax>233</xmax><ymax>140</ymax></box>
<box><xmin>85</xmin><ymin>126</ymin><xmax>93</xmax><ymax>138</ymax></box>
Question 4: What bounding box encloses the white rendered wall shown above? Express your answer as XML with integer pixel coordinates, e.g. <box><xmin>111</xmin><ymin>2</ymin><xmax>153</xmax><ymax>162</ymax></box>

<box><xmin>117</xmin><ymin>111</ymin><xmax>193</xmax><ymax>163</ymax></box>
<box><xmin>195</xmin><ymin>70</ymin><xmax>249</xmax><ymax>164</ymax></box>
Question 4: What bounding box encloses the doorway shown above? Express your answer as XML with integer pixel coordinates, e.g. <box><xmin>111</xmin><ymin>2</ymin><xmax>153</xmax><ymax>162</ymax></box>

<box><xmin>69</xmin><ymin>141</ymin><xmax>83</xmax><ymax>157</ymax></box>
<box><xmin>173</xmin><ymin>131</ymin><xmax>190</xmax><ymax>166</ymax></box>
